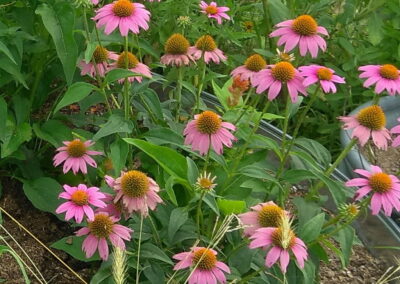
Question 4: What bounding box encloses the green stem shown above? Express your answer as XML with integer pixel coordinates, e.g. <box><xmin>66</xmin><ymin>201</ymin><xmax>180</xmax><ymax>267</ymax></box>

<box><xmin>276</xmin><ymin>86</ymin><xmax>320</xmax><ymax>177</ymax></box>
<box><xmin>238</xmin><ymin>267</ymin><xmax>265</xmax><ymax>284</ymax></box>
<box><xmin>175</xmin><ymin>66</ymin><xmax>184</xmax><ymax>121</ymax></box>
<box><xmin>148</xmin><ymin>215</ymin><xmax>162</xmax><ymax>247</ymax></box>
<box><xmin>203</xmin><ymin>138</ymin><xmax>212</xmax><ymax>172</ymax></box>
<box><xmin>280</xmin><ymin>90</ymin><xmax>292</xmax><ymax>157</ymax></box>
<box><xmin>234</xmin><ymin>88</ymin><xmax>254</xmax><ymax>125</ymax></box>
<box><xmin>307</xmin><ymin>138</ymin><xmax>358</xmax><ymax>199</ymax></box>
<box><xmin>372</xmin><ymin>93</ymin><xmax>380</xmax><ymax>105</ymax></box>
<box><xmin>136</xmin><ymin>214</ymin><xmax>144</xmax><ymax>284</ymax></box>
<box><xmin>261</xmin><ymin>0</ymin><xmax>272</xmax><ymax>49</ymax></box>
<box><xmin>135</xmin><ymin>34</ymin><xmax>142</xmax><ymax>61</ymax></box>
<box><xmin>196</xmin><ymin>191</ymin><xmax>206</xmax><ymax>239</ymax></box>
<box><xmin>123</xmin><ymin>36</ymin><xmax>130</xmax><ymax>120</ymax></box>
<box><xmin>194</xmin><ymin>55</ymin><xmax>206</xmax><ymax>114</ymax></box>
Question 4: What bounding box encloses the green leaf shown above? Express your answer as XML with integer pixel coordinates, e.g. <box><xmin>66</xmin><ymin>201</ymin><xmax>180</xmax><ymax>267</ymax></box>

<box><xmin>281</xmin><ymin>169</ymin><xmax>317</xmax><ymax>184</ymax></box>
<box><xmin>368</xmin><ymin>12</ymin><xmax>383</xmax><ymax>45</ymax></box>
<box><xmin>143</xmin><ymin>127</ymin><xmax>183</xmax><ymax>146</ymax></box>
<box><xmin>36</xmin><ymin>2</ymin><xmax>77</xmax><ymax>85</ymax></box>
<box><xmin>338</xmin><ymin>37</ymin><xmax>355</xmax><ymax>54</ymax></box>
<box><xmin>262</xmin><ymin>113</ymin><xmax>285</xmax><ymax>120</ymax></box>
<box><xmin>300</xmin><ymin>259</ymin><xmax>316</xmax><ymax>284</ymax></box>
<box><xmin>52</xmin><ymin>236</ymin><xmax>100</xmax><ymax>262</ymax></box>
<box><xmin>110</xmin><ymin>138</ymin><xmax>129</xmax><ymax>176</ymax></box>
<box><xmin>1</xmin><ymin>122</ymin><xmax>31</xmax><ymax>158</ymax></box>
<box><xmin>33</xmin><ymin>120</ymin><xmax>72</xmax><ymax>147</ymax></box>
<box><xmin>337</xmin><ymin>226</ymin><xmax>354</xmax><ymax>267</ymax></box>
<box><xmin>104</xmin><ymin>69</ymin><xmax>144</xmax><ymax>84</ymax></box>
<box><xmin>168</xmin><ymin>208</ymin><xmax>188</xmax><ymax>242</ymax></box>
<box><xmin>124</xmin><ymin>139</ymin><xmax>188</xmax><ymax>182</ymax></box>
<box><xmin>212</xmin><ymin>79</ymin><xmax>233</xmax><ymax>111</ymax></box>
<box><xmin>228</xmin><ymin>246</ymin><xmax>256</xmax><ymax>274</ymax></box>
<box><xmin>203</xmin><ymin>194</ymin><xmax>220</xmax><ymax>215</ymax></box>
<box><xmin>268</xmin><ymin>0</ymin><xmax>290</xmax><ymax>24</ymax></box>
<box><xmin>0</xmin><ymin>40</ymin><xmax>16</xmax><ymax>64</ymax></box>
<box><xmin>0</xmin><ymin>57</ymin><xmax>28</xmax><ymax>88</ymax></box>
<box><xmin>139</xmin><ymin>90</ymin><xmax>164</xmax><ymax>121</ymax></box>
<box><xmin>0</xmin><ymin>245</ymin><xmax>30</xmax><ymax>283</ymax></box>
<box><xmin>22</xmin><ymin>177</ymin><xmax>62</xmax><ymax>217</ymax></box>
<box><xmin>293</xmin><ymin>197</ymin><xmax>321</xmax><ymax>228</ymax></box>
<box><xmin>312</xmin><ymin>171</ymin><xmax>347</xmax><ymax>206</ymax></box>
<box><xmin>140</xmin><ymin>243</ymin><xmax>173</xmax><ymax>264</ymax></box>
<box><xmin>217</xmin><ymin>199</ymin><xmax>246</xmax><ymax>215</ymax></box>
<box><xmin>0</xmin><ymin>97</ymin><xmax>6</xmax><ymax>142</ymax></box>
<box><xmin>294</xmin><ymin>138</ymin><xmax>331</xmax><ymax>168</ymax></box>
<box><xmin>54</xmin><ymin>82</ymin><xmax>96</xmax><ymax>113</ymax></box>
<box><xmin>299</xmin><ymin>213</ymin><xmax>325</xmax><ymax>243</ymax></box>
<box><xmin>165</xmin><ymin>176</ymin><xmax>178</xmax><ymax>206</ymax></box>
<box><xmin>186</xmin><ymin>157</ymin><xmax>199</xmax><ymax>186</ymax></box>
<box><xmin>240</xmin><ymin>165</ymin><xmax>277</xmax><ymax>182</ymax></box>
<box><xmin>93</xmin><ymin>114</ymin><xmax>134</xmax><ymax>141</ymax></box>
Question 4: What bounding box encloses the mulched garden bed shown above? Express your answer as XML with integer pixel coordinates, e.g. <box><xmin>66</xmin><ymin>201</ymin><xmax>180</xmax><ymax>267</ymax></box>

<box><xmin>0</xmin><ymin>178</ymin><xmax>95</xmax><ymax>283</ymax></box>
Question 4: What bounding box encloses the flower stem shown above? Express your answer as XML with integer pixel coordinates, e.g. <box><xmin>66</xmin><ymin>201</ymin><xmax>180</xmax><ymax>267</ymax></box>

<box><xmin>196</xmin><ymin>191</ymin><xmax>206</xmax><ymax>239</ymax></box>
<box><xmin>124</xmin><ymin>36</ymin><xmax>130</xmax><ymax>120</ymax></box>
<box><xmin>136</xmin><ymin>214</ymin><xmax>144</xmax><ymax>284</ymax></box>
<box><xmin>307</xmin><ymin>138</ymin><xmax>358</xmax><ymax>199</ymax></box>
<box><xmin>261</xmin><ymin>0</ymin><xmax>272</xmax><ymax>49</ymax></box>
<box><xmin>279</xmin><ymin>90</ymin><xmax>292</xmax><ymax>158</ymax></box>
<box><xmin>276</xmin><ymin>86</ymin><xmax>320</xmax><ymax>177</ymax></box>
<box><xmin>372</xmin><ymin>93</ymin><xmax>380</xmax><ymax>105</ymax></box>
<box><xmin>175</xmin><ymin>66</ymin><xmax>184</xmax><ymax>121</ymax></box>
<box><xmin>194</xmin><ymin>55</ymin><xmax>206</xmax><ymax>114</ymax></box>
<box><xmin>234</xmin><ymin>88</ymin><xmax>254</xmax><ymax>125</ymax></box>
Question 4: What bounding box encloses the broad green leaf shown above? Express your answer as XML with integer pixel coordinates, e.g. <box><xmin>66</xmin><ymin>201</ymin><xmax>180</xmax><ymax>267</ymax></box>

<box><xmin>0</xmin><ymin>40</ymin><xmax>16</xmax><ymax>64</ymax></box>
<box><xmin>165</xmin><ymin>176</ymin><xmax>178</xmax><ymax>206</ymax></box>
<box><xmin>143</xmin><ymin>262</ymin><xmax>165</xmax><ymax>284</ymax></box>
<box><xmin>33</xmin><ymin>120</ymin><xmax>72</xmax><ymax>147</ymax></box>
<box><xmin>124</xmin><ymin>139</ymin><xmax>188</xmax><ymax>182</ymax></box>
<box><xmin>293</xmin><ymin>197</ymin><xmax>321</xmax><ymax>228</ymax></box>
<box><xmin>93</xmin><ymin>114</ymin><xmax>134</xmax><ymax>141</ymax></box>
<box><xmin>212</xmin><ymin>79</ymin><xmax>233</xmax><ymax>111</ymax></box>
<box><xmin>0</xmin><ymin>97</ymin><xmax>6</xmax><ymax>142</ymax></box>
<box><xmin>168</xmin><ymin>208</ymin><xmax>188</xmax><ymax>242</ymax></box>
<box><xmin>312</xmin><ymin>171</ymin><xmax>347</xmax><ymax>206</ymax></box>
<box><xmin>337</xmin><ymin>226</ymin><xmax>354</xmax><ymax>267</ymax></box>
<box><xmin>22</xmin><ymin>177</ymin><xmax>62</xmax><ymax>217</ymax></box>
<box><xmin>52</xmin><ymin>236</ymin><xmax>100</xmax><ymax>262</ymax></box>
<box><xmin>0</xmin><ymin>57</ymin><xmax>27</xmax><ymax>88</ymax></box>
<box><xmin>368</xmin><ymin>12</ymin><xmax>383</xmax><ymax>45</ymax></box>
<box><xmin>143</xmin><ymin>127</ymin><xmax>183</xmax><ymax>146</ymax></box>
<box><xmin>269</xmin><ymin>0</ymin><xmax>290</xmax><ymax>24</ymax></box>
<box><xmin>300</xmin><ymin>259</ymin><xmax>316</xmax><ymax>284</ymax></box>
<box><xmin>139</xmin><ymin>90</ymin><xmax>163</xmax><ymax>121</ymax></box>
<box><xmin>36</xmin><ymin>2</ymin><xmax>77</xmax><ymax>85</ymax></box>
<box><xmin>104</xmin><ymin>69</ymin><xmax>143</xmax><ymax>84</ymax></box>
<box><xmin>240</xmin><ymin>165</ymin><xmax>277</xmax><ymax>182</ymax></box>
<box><xmin>203</xmin><ymin>194</ymin><xmax>220</xmax><ymax>215</ymax></box>
<box><xmin>338</xmin><ymin>37</ymin><xmax>355</xmax><ymax>54</ymax></box>
<box><xmin>1</xmin><ymin>122</ymin><xmax>31</xmax><ymax>158</ymax></box>
<box><xmin>228</xmin><ymin>246</ymin><xmax>257</xmax><ymax>274</ymax></box>
<box><xmin>299</xmin><ymin>213</ymin><xmax>325</xmax><ymax>243</ymax></box>
<box><xmin>110</xmin><ymin>138</ymin><xmax>129</xmax><ymax>175</ymax></box>
<box><xmin>281</xmin><ymin>169</ymin><xmax>317</xmax><ymax>184</ymax></box>
<box><xmin>294</xmin><ymin>138</ymin><xmax>331</xmax><ymax>168</ymax></box>
<box><xmin>140</xmin><ymin>243</ymin><xmax>173</xmax><ymax>264</ymax></box>
<box><xmin>217</xmin><ymin>199</ymin><xmax>246</xmax><ymax>215</ymax></box>
<box><xmin>54</xmin><ymin>82</ymin><xmax>96</xmax><ymax>113</ymax></box>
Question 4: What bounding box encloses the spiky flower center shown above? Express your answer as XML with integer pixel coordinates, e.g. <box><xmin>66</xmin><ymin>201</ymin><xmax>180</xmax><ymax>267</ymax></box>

<box><xmin>379</xmin><ymin>64</ymin><xmax>399</xmax><ymax>80</ymax></box>
<box><xmin>347</xmin><ymin>204</ymin><xmax>360</xmax><ymax>216</ymax></box>
<box><xmin>193</xmin><ymin>248</ymin><xmax>217</xmax><ymax>270</ymax></box>
<box><xmin>195</xmin><ymin>35</ymin><xmax>217</xmax><ymax>52</ymax></box>
<box><xmin>198</xmin><ymin>178</ymin><xmax>213</xmax><ymax>189</ymax></box>
<box><xmin>369</xmin><ymin>173</ymin><xmax>392</xmax><ymax>193</ymax></box>
<box><xmin>112</xmin><ymin>0</ymin><xmax>134</xmax><ymax>17</ymax></box>
<box><xmin>257</xmin><ymin>204</ymin><xmax>284</xmax><ymax>228</ymax></box>
<box><xmin>71</xmin><ymin>190</ymin><xmax>89</xmax><ymax>206</ymax></box>
<box><xmin>271</xmin><ymin>228</ymin><xmax>296</xmax><ymax>249</ymax></box>
<box><xmin>292</xmin><ymin>15</ymin><xmax>318</xmax><ymax>36</ymax></box>
<box><xmin>243</xmin><ymin>21</ymin><xmax>254</xmax><ymax>31</ymax></box>
<box><xmin>93</xmin><ymin>46</ymin><xmax>109</xmax><ymax>63</ymax></box>
<box><xmin>205</xmin><ymin>5</ymin><xmax>218</xmax><ymax>15</ymax></box>
<box><xmin>89</xmin><ymin>214</ymin><xmax>114</xmax><ymax>238</ymax></box>
<box><xmin>196</xmin><ymin>111</ymin><xmax>222</xmax><ymax>134</ymax></box>
<box><xmin>67</xmin><ymin>140</ymin><xmax>87</xmax><ymax>158</ymax></box>
<box><xmin>245</xmin><ymin>54</ymin><xmax>267</xmax><ymax>72</ymax></box>
<box><xmin>278</xmin><ymin>52</ymin><xmax>292</xmax><ymax>62</ymax></box>
<box><xmin>117</xmin><ymin>51</ymin><xmax>139</xmax><ymax>69</ymax></box>
<box><xmin>271</xmin><ymin>62</ymin><xmax>295</xmax><ymax>82</ymax></box>
<box><xmin>356</xmin><ymin>105</ymin><xmax>386</xmax><ymax>130</ymax></box>
<box><xmin>120</xmin><ymin>170</ymin><xmax>149</xmax><ymax>198</ymax></box>
<box><xmin>165</xmin><ymin>34</ymin><xmax>190</xmax><ymax>55</ymax></box>
<box><xmin>317</xmin><ymin>67</ymin><xmax>333</xmax><ymax>80</ymax></box>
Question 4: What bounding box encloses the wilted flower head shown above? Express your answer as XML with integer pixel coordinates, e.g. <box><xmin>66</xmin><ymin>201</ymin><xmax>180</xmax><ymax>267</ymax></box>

<box><xmin>243</xmin><ymin>21</ymin><xmax>254</xmax><ymax>32</ymax></box>
<box><xmin>53</xmin><ymin>139</ymin><xmax>102</xmax><ymax>174</ymax></box>
<box><xmin>160</xmin><ymin>33</ymin><xmax>194</xmax><ymax>66</ymax></box>
<box><xmin>339</xmin><ymin>105</ymin><xmax>391</xmax><ymax>149</ymax></box>
<box><xmin>79</xmin><ymin>46</ymin><xmax>116</xmax><ymax>78</ymax></box>
<box><xmin>173</xmin><ymin>247</ymin><xmax>231</xmax><ymax>284</ymax></box>
<box><xmin>106</xmin><ymin>170</ymin><xmax>163</xmax><ymax>216</ymax></box>
<box><xmin>183</xmin><ymin>110</ymin><xmax>236</xmax><ymax>155</ymax></box>
<box><xmin>252</xmin><ymin>61</ymin><xmax>306</xmax><ymax>102</ymax></box>
<box><xmin>270</xmin><ymin>15</ymin><xmax>328</xmax><ymax>58</ymax></box>
<box><xmin>227</xmin><ymin>76</ymin><xmax>250</xmax><ymax>107</ymax></box>
<box><xmin>93</xmin><ymin>0</ymin><xmax>150</xmax><ymax>36</ymax></box>
<box><xmin>359</xmin><ymin>64</ymin><xmax>400</xmax><ymax>96</ymax></box>
<box><xmin>346</xmin><ymin>166</ymin><xmax>400</xmax><ymax>216</ymax></box>
<box><xmin>189</xmin><ymin>35</ymin><xmax>227</xmax><ymax>64</ymax></box>
<box><xmin>231</xmin><ymin>54</ymin><xmax>267</xmax><ymax>81</ymax></box>
<box><xmin>109</xmin><ymin>51</ymin><xmax>152</xmax><ymax>83</ymax></box>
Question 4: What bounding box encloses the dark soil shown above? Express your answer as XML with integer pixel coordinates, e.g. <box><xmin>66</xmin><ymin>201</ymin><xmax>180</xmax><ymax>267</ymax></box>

<box><xmin>319</xmin><ymin>245</ymin><xmax>390</xmax><ymax>283</ymax></box>
<box><xmin>0</xmin><ymin>178</ymin><xmax>96</xmax><ymax>283</ymax></box>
